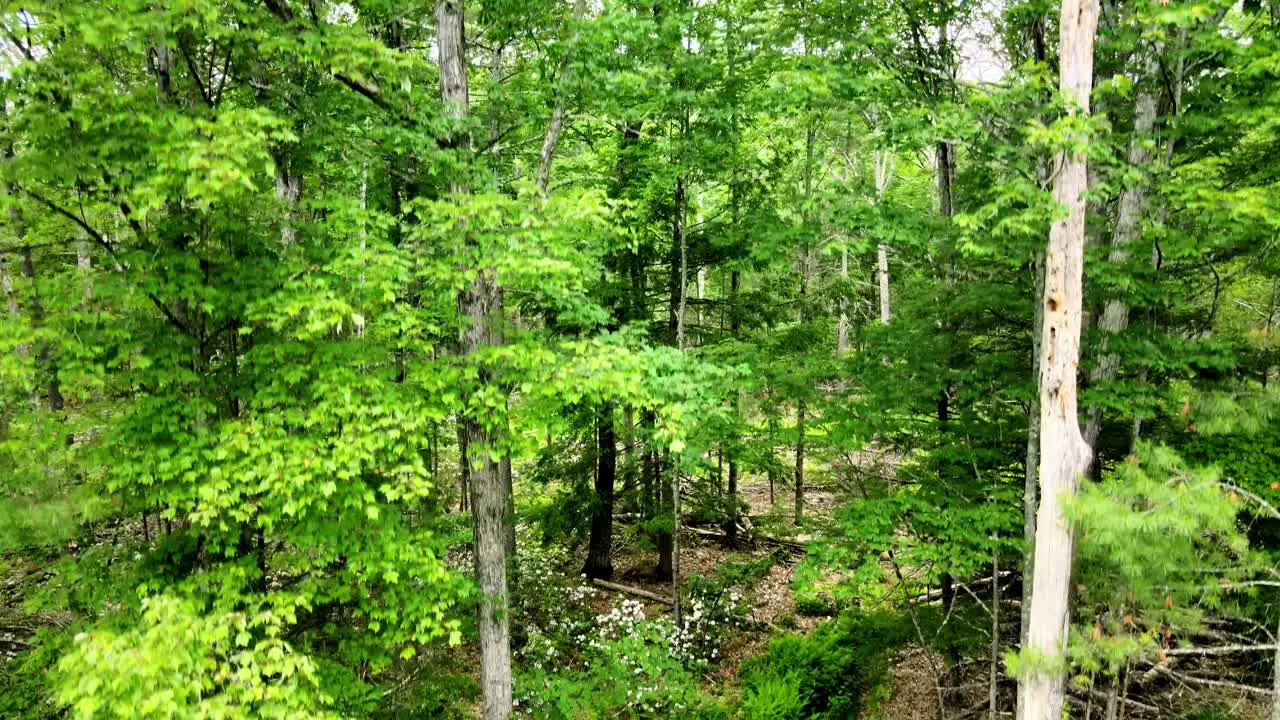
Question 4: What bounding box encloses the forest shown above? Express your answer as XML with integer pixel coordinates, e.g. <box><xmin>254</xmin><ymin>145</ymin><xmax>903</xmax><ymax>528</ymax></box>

<box><xmin>1</xmin><ymin>0</ymin><xmax>1279</xmax><ymax>718</ymax></box>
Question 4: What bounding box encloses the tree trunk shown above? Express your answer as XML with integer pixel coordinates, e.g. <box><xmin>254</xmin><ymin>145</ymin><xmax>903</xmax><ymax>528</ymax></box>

<box><xmin>937</xmin><ymin>141</ymin><xmax>955</xmax><ymax>219</ymax></box>
<box><xmin>77</xmin><ymin>239</ymin><xmax>92</xmax><ymax>303</ymax></box>
<box><xmin>674</xmin><ymin>177</ymin><xmax>688</xmax><ymax>350</ymax></box>
<box><xmin>875</xmin><ymin>148</ymin><xmax>895</xmax><ymax>325</ymax></box>
<box><xmin>21</xmin><ymin>248</ymin><xmax>64</xmax><ymax>412</ymax></box>
<box><xmin>838</xmin><ymin>246</ymin><xmax>850</xmax><ymax>353</ymax></box>
<box><xmin>1272</xmin><ymin>615</ymin><xmax>1280</xmax><ymax>720</ymax></box>
<box><xmin>502</xmin><ymin>454</ymin><xmax>515</xmax><ymax>564</ymax></box>
<box><xmin>655</xmin><ymin>452</ymin><xmax>672</xmax><ymax>577</ymax></box>
<box><xmin>726</xmin><ymin>268</ymin><xmax>742</xmax><ymax>543</ymax></box>
<box><xmin>642</xmin><ymin>412</ymin><xmax>656</xmax><ymax>523</ymax></box>
<box><xmin>436</xmin><ymin>2</ymin><xmax>512</xmax><ymax>718</ymax></box>
<box><xmin>458</xmin><ymin>425</ymin><xmax>470</xmax><ymax>512</ymax></box>
<box><xmin>671</xmin><ymin>454</ymin><xmax>682</xmax><ymax>625</ymax></box>
<box><xmin>583</xmin><ymin>405</ymin><xmax>616</xmax><ymax>579</ymax></box>
<box><xmin>990</xmin><ymin>547</ymin><xmax>1001</xmax><ymax>719</ymax></box>
<box><xmin>794</xmin><ymin>402</ymin><xmax>805</xmax><ymax>526</ymax></box>
<box><xmin>726</xmin><ymin>454</ymin><xmax>739</xmax><ymax>544</ymax></box>
<box><xmin>275</xmin><ymin>151</ymin><xmax>301</xmax><ymax>249</ymax></box>
<box><xmin>1017</xmin><ymin>0</ymin><xmax>1098</xmax><ymax>717</ymax></box>
<box><xmin>534</xmin><ymin>0</ymin><xmax>587</xmax><ymax>194</ymax></box>
<box><xmin>1022</xmin><ymin>250</ymin><xmax>1045</xmax><ymax>661</ymax></box>
<box><xmin>877</xmin><ymin>243</ymin><xmax>891</xmax><ymax>325</ymax></box>
<box><xmin>1081</xmin><ymin>51</ymin><xmax>1161</xmax><ymax>454</ymax></box>
<box><xmin>794</xmin><ymin>121</ymin><xmax>814</xmax><ymax>527</ymax></box>
<box><xmin>768</xmin><ymin>412</ymin><xmax>778</xmax><ymax>507</ymax></box>
<box><xmin>671</xmin><ymin>163</ymin><xmax>688</xmax><ymax>622</ymax></box>
<box><xmin>1</xmin><ymin>254</ymin><xmax>16</xmax><ymax>442</ymax></box>
<box><xmin>1</xmin><ymin>255</ymin><xmax>16</xmax><ymax>317</ymax></box>
<box><xmin>1019</xmin><ymin>23</ymin><xmax>1050</xmax><ymax>710</ymax></box>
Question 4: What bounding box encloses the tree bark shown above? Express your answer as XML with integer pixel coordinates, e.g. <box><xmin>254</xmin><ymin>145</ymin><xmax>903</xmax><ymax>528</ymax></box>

<box><xmin>838</xmin><ymin>246</ymin><xmax>850</xmax><ymax>353</ymax></box>
<box><xmin>1019</xmin><ymin>24</ymin><xmax>1050</xmax><ymax>716</ymax></box>
<box><xmin>1</xmin><ymin>255</ymin><xmax>16</xmax><ymax>317</ymax></box>
<box><xmin>1</xmin><ymin>253</ymin><xmax>16</xmax><ymax>442</ymax></box>
<box><xmin>583</xmin><ymin>405</ymin><xmax>616</xmax><ymax>579</ymax></box>
<box><xmin>21</xmin><ymin>248</ymin><xmax>64</xmax><ymax>412</ymax></box>
<box><xmin>767</xmin><ymin>412</ymin><xmax>778</xmax><ymax>507</ymax></box>
<box><xmin>436</xmin><ymin>2</ymin><xmax>512</xmax><ymax>718</ymax></box>
<box><xmin>1081</xmin><ymin>50</ymin><xmax>1160</xmax><ymax>454</ymax></box>
<box><xmin>655</xmin><ymin>451</ymin><xmax>672</xmax><ymax>577</ymax></box>
<box><xmin>874</xmin><ymin>148</ymin><xmax>895</xmax><ymax>325</ymax></box>
<box><xmin>726</xmin><ymin>267</ymin><xmax>742</xmax><ymax>543</ymax></box>
<box><xmin>990</xmin><ymin>547</ymin><xmax>1001</xmax><ymax>719</ymax></box>
<box><xmin>1017</xmin><ymin>0</ymin><xmax>1098</xmax><ymax>717</ymax></box>
<box><xmin>794</xmin><ymin>401</ymin><xmax>805</xmax><ymax>526</ymax></box>
<box><xmin>274</xmin><ymin>150</ymin><xmax>301</xmax><ymax>249</ymax></box>
<box><xmin>1022</xmin><ymin>250</ymin><xmax>1045</xmax><ymax>660</ymax></box>
<box><xmin>793</xmin><ymin>122</ymin><xmax>815</xmax><ymax>527</ymax></box>
<box><xmin>1272</xmin><ymin>615</ymin><xmax>1279</xmax><ymax>720</ymax></box>
<box><xmin>671</xmin><ymin>166</ymin><xmax>688</xmax><ymax>623</ymax></box>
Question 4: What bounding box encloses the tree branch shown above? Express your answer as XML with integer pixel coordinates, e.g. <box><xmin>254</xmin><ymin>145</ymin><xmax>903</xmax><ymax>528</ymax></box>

<box><xmin>21</xmin><ymin>186</ymin><xmax>191</xmax><ymax>336</ymax></box>
<box><xmin>178</xmin><ymin>37</ymin><xmax>213</xmax><ymax>107</ymax></box>
<box><xmin>1151</xmin><ymin>665</ymin><xmax>1273</xmax><ymax>696</ymax></box>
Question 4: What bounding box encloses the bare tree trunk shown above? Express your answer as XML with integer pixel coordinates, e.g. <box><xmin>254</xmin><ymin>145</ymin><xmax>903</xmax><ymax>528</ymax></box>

<box><xmin>1</xmin><ymin>253</ymin><xmax>17</xmax><ymax>441</ymax></box>
<box><xmin>535</xmin><ymin>86</ymin><xmax>568</xmax><ymax>195</ymax></box>
<box><xmin>671</xmin><ymin>169</ymin><xmax>688</xmax><ymax>623</ymax></box>
<box><xmin>793</xmin><ymin>121</ymin><xmax>815</xmax><ymax>527</ymax></box>
<box><xmin>794</xmin><ymin>402</ymin><xmax>805</xmax><ymax>526</ymax></box>
<box><xmin>1019</xmin><ymin>24</ymin><xmax>1050</xmax><ymax>716</ymax></box>
<box><xmin>534</xmin><ymin>0</ymin><xmax>587</xmax><ymax>195</ymax></box>
<box><xmin>874</xmin><ymin>148</ymin><xmax>896</xmax><ymax>325</ymax></box>
<box><xmin>1082</xmin><ymin>51</ymin><xmax>1160</xmax><ymax>453</ymax></box>
<box><xmin>1022</xmin><ymin>250</ymin><xmax>1045</xmax><ymax>663</ymax></box>
<box><xmin>1</xmin><ymin>255</ymin><xmax>16</xmax><ymax>317</ymax></box>
<box><xmin>457</xmin><ymin>425</ymin><xmax>470</xmax><ymax>512</ymax></box>
<box><xmin>838</xmin><ymin>247</ymin><xmax>850</xmax><ymax>353</ymax></box>
<box><xmin>937</xmin><ymin>141</ymin><xmax>955</xmax><ymax>219</ymax></box>
<box><xmin>1017</xmin><ymin>0</ymin><xmax>1098</xmax><ymax>716</ymax></box>
<box><xmin>1272</xmin><ymin>616</ymin><xmax>1279</xmax><ymax>720</ymax></box>
<box><xmin>877</xmin><ymin>244</ymin><xmax>891</xmax><ymax>325</ymax></box>
<box><xmin>275</xmin><ymin>153</ymin><xmax>301</xmax><ymax>249</ymax></box>
<box><xmin>991</xmin><ymin>546</ymin><xmax>1001</xmax><ymax>719</ymax></box>
<box><xmin>77</xmin><ymin>240</ymin><xmax>92</xmax><ymax>302</ymax></box>
<box><xmin>436</xmin><ymin>2</ymin><xmax>511</xmax><ymax>717</ymax></box>
<box><xmin>583</xmin><ymin>405</ymin><xmax>616</xmax><ymax>579</ymax></box>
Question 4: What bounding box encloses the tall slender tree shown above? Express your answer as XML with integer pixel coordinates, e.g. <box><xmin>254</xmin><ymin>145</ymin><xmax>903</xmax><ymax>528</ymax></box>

<box><xmin>1017</xmin><ymin>0</ymin><xmax>1099</xmax><ymax>717</ymax></box>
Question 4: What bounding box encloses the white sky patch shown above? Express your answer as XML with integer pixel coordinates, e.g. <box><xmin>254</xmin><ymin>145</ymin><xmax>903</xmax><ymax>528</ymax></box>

<box><xmin>956</xmin><ymin>3</ymin><xmax>1009</xmax><ymax>84</ymax></box>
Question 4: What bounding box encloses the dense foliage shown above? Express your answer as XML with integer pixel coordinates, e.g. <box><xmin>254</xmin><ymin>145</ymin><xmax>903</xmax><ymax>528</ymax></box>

<box><xmin>1</xmin><ymin>0</ymin><xmax>1278</xmax><ymax>718</ymax></box>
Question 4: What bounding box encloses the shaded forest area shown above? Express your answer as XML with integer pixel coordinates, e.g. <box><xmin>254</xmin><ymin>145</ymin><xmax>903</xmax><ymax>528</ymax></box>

<box><xmin>2</xmin><ymin>0</ymin><xmax>1280</xmax><ymax>718</ymax></box>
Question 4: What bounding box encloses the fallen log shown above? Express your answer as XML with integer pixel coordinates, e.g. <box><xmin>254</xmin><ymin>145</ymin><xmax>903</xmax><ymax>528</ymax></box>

<box><xmin>591</xmin><ymin>579</ymin><xmax>673</xmax><ymax>606</ymax></box>
<box><xmin>684</xmin><ymin>526</ymin><xmax>806</xmax><ymax>553</ymax></box>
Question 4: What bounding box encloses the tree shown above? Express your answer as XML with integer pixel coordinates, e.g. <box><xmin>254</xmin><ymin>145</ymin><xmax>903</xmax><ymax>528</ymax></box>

<box><xmin>1017</xmin><ymin>0</ymin><xmax>1099</xmax><ymax>717</ymax></box>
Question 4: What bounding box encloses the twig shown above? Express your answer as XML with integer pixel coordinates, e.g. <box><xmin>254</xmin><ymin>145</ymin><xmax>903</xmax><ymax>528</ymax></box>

<box><xmin>1150</xmin><ymin>665</ymin><xmax>1273</xmax><ymax>696</ymax></box>
<box><xmin>1163</xmin><ymin>644</ymin><xmax>1279</xmax><ymax>656</ymax></box>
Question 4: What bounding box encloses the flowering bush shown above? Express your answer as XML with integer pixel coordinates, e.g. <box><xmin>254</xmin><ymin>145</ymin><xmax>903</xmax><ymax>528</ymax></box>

<box><xmin>511</xmin><ymin>543</ymin><xmax>600</xmax><ymax>670</ymax></box>
<box><xmin>510</xmin><ymin>553</ymin><xmax>748</xmax><ymax>718</ymax></box>
<box><xmin>669</xmin><ymin>581</ymin><xmax>750</xmax><ymax>668</ymax></box>
<box><xmin>515</xmin><ymin>620</ymin><xmax>726</xmax><ymax>719</ymax></box>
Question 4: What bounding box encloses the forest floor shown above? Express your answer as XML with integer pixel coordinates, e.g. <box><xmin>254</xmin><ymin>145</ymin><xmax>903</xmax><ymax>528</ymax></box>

<box><xmin>7</xmin><ymin>471</ymin><xmax>1264</xmax><ymax>718</ymax></box>
<box><xmin>565</xmin><ymin>474</ymin><xmax>953</xmax><ymax>720</ymax></box>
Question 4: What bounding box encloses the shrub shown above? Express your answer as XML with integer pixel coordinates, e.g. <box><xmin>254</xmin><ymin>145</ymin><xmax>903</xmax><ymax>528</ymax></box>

<box><xmin>516</xmin><ymin>620</ymin><xmax>726</xmax><ymax>719</ymax></box>
<box><xmin>739</xmin><ymin>611</ymin><xmax>913</xmax><ymax>720</ymax></box>
<box><xmin>739</xmin><ymin>671</ymin><xmax>808</xmax><ymax>720</ymax></box>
